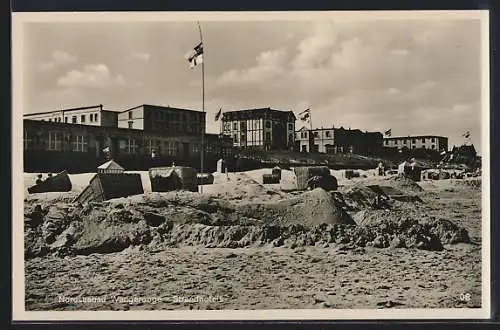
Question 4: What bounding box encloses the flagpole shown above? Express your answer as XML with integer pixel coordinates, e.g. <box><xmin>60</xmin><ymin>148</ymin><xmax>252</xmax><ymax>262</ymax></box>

<box><xmin>309</xmin><ymin>109</ymin><xmax>313</xmax><ymax>130</ymax></box>
<box><xmin>197</xmin><ymin>21</ymin><xmax>205</xmax><ymax>194</ymax></box>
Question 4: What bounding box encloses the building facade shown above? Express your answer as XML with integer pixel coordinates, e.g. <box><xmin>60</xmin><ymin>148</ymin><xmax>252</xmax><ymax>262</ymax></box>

<box><xmin>23</xmin><ymin>104</ymin><xmax>118</xmax><ymax>127</ymax></box>
<box><xmin>118</xmin><ymin>104</ymin><xmax>206</xmax><ymax>135</ymax></box>
<box><xmin>295</xmin><ymin>127</ymin><xmax>335</xmax><ymax>153</ymax></box>
<box><xmin>23</xmin><ymin>119</ymin><xmax>231</xmax><ymax>173</ymax></box>
<box><xmin>221</xmin><ymin>108</ymin><xmax>296</xmax><ymax>150</ymax></box>
<box><xmin>383</xmin><ymin>135</ymin><xmax>448</xmax><ymax>152</ymax></box>
<box><xmin>295</xmin><ymin>126</ymin><xmax>383</xmax><ymax>155</ymax></box>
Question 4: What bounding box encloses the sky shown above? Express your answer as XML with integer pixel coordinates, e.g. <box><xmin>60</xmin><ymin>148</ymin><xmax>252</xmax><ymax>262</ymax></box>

<box><xmin>22</xmin><ymin>16</ymin><xmax>485</xmax><ymax>153</ymax></box>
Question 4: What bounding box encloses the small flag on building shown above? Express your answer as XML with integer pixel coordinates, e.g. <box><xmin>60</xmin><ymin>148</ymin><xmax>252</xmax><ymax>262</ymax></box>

<box><xmin>215</xmin><ymin>107</ymin><xmax>222</xmax><ymax>121</ymax></box>
<box><xmin>462</xmin><ymin>131</ymin><xmax>471</xmax><ymax>139</ymax></box>
<box><xmin>298</xmin><ymin>108</ymin><xmax>310</xmax><ymax>122</ymax></box>
<box><xmin>185</xmin><ymin>42</ymin><xmax>203</xmax><ymax>69</ymax></box>
<box><xmin>384</xmin><ymin>129</ymin><xmax>392</xmax><ymax>137</ymax></box>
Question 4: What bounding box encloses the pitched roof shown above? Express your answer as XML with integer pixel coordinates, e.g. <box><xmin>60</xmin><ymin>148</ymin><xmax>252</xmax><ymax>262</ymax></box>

<box><xmin>97</xmin><ymin>160</ymin><xmax>124</xmax><ymax>171</ymax></box>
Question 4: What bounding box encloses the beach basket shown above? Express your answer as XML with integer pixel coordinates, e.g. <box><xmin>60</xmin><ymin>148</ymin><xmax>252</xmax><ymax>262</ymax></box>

<box><xmin>149</xmin><ymin>166</ymin><xmax>198</xmax><ymax>192</ymax></box>
<box><xmin>293</xmin><ymin>166</ymin><xmax>331</xmax><ymax>190</ymax></box>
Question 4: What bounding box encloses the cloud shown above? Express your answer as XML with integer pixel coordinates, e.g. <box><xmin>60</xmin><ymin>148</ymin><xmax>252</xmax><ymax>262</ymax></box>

<box><xmin>129</xmin><ymin>53</ymin><xmax>150</xmax><ymax>61</ymax></box>
<box><xmin>38</xmin><ymin>50</ymin><xmax>77</xmax><ymax>71</ymax></box>
<box><xmin>212</xmin><ymin>19</ymin><xmax>482</xmax><ymax>151</ymax></box>
<box><xmin>216</xmin><ymin>48</ymin><xmax>287</xmax><ymax>87</ymax></box>
<box><xmin>57</xmin><ymin>63</ymin><xmax>128</xmax><ymax>88</ymax></box>
<box><xmin>291</xmin><ymin>22</ymin><xmax>339</xmax><ymax>70</ymax></box>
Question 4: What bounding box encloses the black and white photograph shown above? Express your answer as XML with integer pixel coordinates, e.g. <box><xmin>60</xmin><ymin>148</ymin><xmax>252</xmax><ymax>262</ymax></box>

<box><xmin>12</xmin><ymin>11</ymin><xmax>490</xmax><ymax>320</ymax></box>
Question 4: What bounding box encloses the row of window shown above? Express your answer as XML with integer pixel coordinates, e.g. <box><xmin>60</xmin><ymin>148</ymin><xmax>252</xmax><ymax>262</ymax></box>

<box><xmin>153</xmin><ymin>111</ymin><xmax>201</xmax><ymax>122</ymax></box>
<box><xmin>386</xmin><ymin>143</ymin><xmax>437</xmax><ymax>150</ymax></box>
<box><xmin>224</xmin><ymin>121</ymin><xmax>295</xmax><ymax>131</ymax></box>
<box><xmin>124</xmin><ymin>110</ymin><xmax>203</xmax><ymax>122</ymax></box>
<box><xmin>233</xmin><ymin>132</ymin><xmax>272</xmax><ymax>143</ymax></box>
<box><xmin>150</xmin><ymin>121</ymin><xmax>202</xmax><ymax>133</ymax></box>
<box><xmin>41</xmin><ymin>113</ymin><xmax>100</xmax><ymax>124</ymax></box>
<box><xmin>118</xmin><ymin>139</ymin><xmax>213</xmax><ymax>155</ymax></box>
<box><xmin>24</xmin><ymin>131</ymin><xmax>217</xmax><ymax>155</ymax></box>
<box><xmin>298</xmin><ymin>131</ymin><xmax>332</xmax><ymax>139</ymax></box>
<box><xmin>301</xmin><ymin>145</ymin><xmax>351</xmax><ymax>153</ymax></box>
<box><xmin>385</xmin><ymin>138</ymin><xmax>436</xmax><ymax>145</ymax></box>
<box><xmin>23</xmin><ymin>131</ymin><xmax>89</xmax><ymax>152</ymax></box>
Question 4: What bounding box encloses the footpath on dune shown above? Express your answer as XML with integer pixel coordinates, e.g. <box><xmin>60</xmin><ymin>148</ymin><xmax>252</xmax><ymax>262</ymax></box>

<box><xmin>24</xmin><ymin>172</ymin><xmax>473</xmax><ymax>258</ymax></box>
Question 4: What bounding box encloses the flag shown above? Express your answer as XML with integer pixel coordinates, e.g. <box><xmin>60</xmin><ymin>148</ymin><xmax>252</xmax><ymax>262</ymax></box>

<box><xmin>462</xmin><ymin>131</ymin><xmax>471</xmax><ymax>139</ymax></box>
<box><xmin>215</xmin><ymin>107</ymin><xmax>222</xmax><ymax>121</ymax></box>
<box><xmin>185</xmin><ymin>42</ymin><xmax>203</xmax><ymax>69</ymax></box>
<box><xmin>298</xmin><ymin>108</ymin><xmax>310</xmax><ymax>122</ymax></box>
<box><xmin>440</xmin><ymin>150</ymin><xmax>447</xmax><ymax>155</ymax></box>
<box><xmin>384</xmin><ymin>129</ymin><xmax>392</xmax><ymax>137</ymax></box>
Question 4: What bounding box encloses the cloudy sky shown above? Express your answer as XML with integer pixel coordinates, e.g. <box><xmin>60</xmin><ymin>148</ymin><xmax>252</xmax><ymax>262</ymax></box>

<box><xmin>22</xmin><ymin>15</ymin><xmax>485</xmax><ymax>153</ymax></box>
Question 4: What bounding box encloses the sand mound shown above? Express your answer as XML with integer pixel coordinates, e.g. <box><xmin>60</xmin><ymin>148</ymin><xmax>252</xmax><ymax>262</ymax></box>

<box><xmin>385</xmin><ymin>175</ymin><xmax>424</xmax><ymax>193</ymax></box>
<box><xmin>24</xmin><ymin>188</ymin><xmax>472</xmax><ymax>258</ymax></box>
<box><xmin>451</xmin><ymin>178</ymin><xmax>481</xmax><ymax>189</ymax></box>
<box><xmin>339</xmin><ymin>183</ymin><xmax>422</xmax><ymax>212</ymax></box>
<box><xmin>352</xmin><ymin>210</ymin><xmax>470</xmax><ymax>249</ymax></box>
<box><xmin>237</xmin><ymin>188</ymin><xmax>355</xmax><ymax>227</ymax></box>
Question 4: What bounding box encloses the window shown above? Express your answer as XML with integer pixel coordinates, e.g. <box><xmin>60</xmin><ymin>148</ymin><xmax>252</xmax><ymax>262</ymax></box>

<box><xmin>72</xmin><ymin>135</ymin><xmax>88</xmax><ymax>152</ymax></box>
<box><xmin>164</xmin><ymin>141</ymin><xmax>177</xmax><ymax>156</ymax></box>
<box><xmin>192</xmin><ymin>143</ymin><xmax>200</xmax><ymax>153</ymax></box>
<box><xmin>57</xmin><ymin>118</ymin><xmax>61</xmax><ymax>122</ymax></box>
<box><xmin>65</xmin><ymin>117</ymin><xmax>68</xmax><ymax>123</ymax></box>
<box><xmin>431</xmin><ymin>145</ymin><xmax>436</xmax><ymax>149</ymax></box>
<box><xmin>288</xmin><ymin>123</ymin><xmax>294</xmax><ymax>130</ymax></box>
<box><xmin>326</xmin><ymin>131</ymin><xmax>330</xmax><ymax>137</ymax></box>
<box><xmin>128</xmin><ymin>111</ymin><xmax>133</xmax><ymax>119</ymax></box>
<box><xmin>431</xmin><ymin>138</ymin><xmax>435</xmax><ymax>143</ymax></box>
<box><xmin>147</xmin><ymin>139</ymin><xmax>158</xmax><ymax>156</ymax></box>
<box><xmin>412</xmin><ymin>145</ymin><xmax>416</xmax><ymax>149</ymax></box>
<box><xmin>121</xmin><ymin>138</ymin><xmax>137</xmax><ymax>154</ymax></box>
<box><xmin>233</xmin><ymin>134</ymin><xmax>237</xmax><ymax>142</ymax></box>
<box><xmin>313</xmin><ymin>132</ymin><xmax>319</xmax><ymax>138</ymax></box>
<box><xmin>265</xmin><ymin>121</ymin><xmax>271</xmax><ymax>128</ymax></box>
<box><xmin>23</xmin><ymin>131</ymin><xmax>33</xmax><ymax>150</ymax></box>
<box><xmin>72</xmin><ymin>116</ymin><xmax>77</xmax><ymax>124</ymax></box>
<box><xmin>90</xmin><ymin>114</ymin><xmax>93</xmax><ymax>122</ymax></box>
<box><xmin>128</xmin><ymin>121</ymin><xmax>133</xmax><ymax>129</ymax></box>
<box><xmin>233</xmin><ymin>122</ymin><xmax>238</xmax><ymax>130</ymax></box>
<box><xmin>95</xmin><ymin>113</ymin><xmax>99</xmax><ymax>122</ymax></box>
<box><xmin>48</xmin><ymin>131</ymin><xmax>62</xmax><ymax>151</ymax></box>
<box><xmin>301</xmin><ymin>145</ymin><xmax>307</xmax><ymax>152</ymax></box>
<box><xmin>48</xmin><ymin>118</ymin><xmax>52</xmax><ymax>122</ymax></box>
<box><xmin>412</xmin><ymin>139</ymin><xmax>416</xmax><ymax>144</ymax></box>
<box><xmin>421</xmin><ymin>138</ymin><xmax>425</xmax><ymax>143</ymax></box>
<box><xmin>288</xmin><ymin>133</ymin><xmax>294</xmax><ymax>142</ymax></box>
<box><xmin>265</xmin><ymin>132</ymin><xmax>271</xmax><ymax>141</ymax></box>
<box><xmin>81</xmin><ymin>115</ymin><xmax>86</xmax><ymax>123</ymax></box>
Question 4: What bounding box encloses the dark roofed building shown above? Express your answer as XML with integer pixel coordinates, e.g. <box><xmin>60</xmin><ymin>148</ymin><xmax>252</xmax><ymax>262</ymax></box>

<box><xmin>221</xmin><ymin>107</ymin><xmax>296</xmax><ymax>150</ymax></box>
<box><xmin>23</xmin><ymin>104</ymin><xmax>119</xmax><ymax>127</ymax></box>
<box><xmin>383</xmin><ymin>135</ymin><xmax>448</xmax><ymax>152</ymax></box>
<box><xmin>295</xmin><ymin>126</ymin><xmax>383</xmax><ymax>155</ymax></box>
<box><xmin>117</xmin><ymin>104</ymin><xmax>206</xmax><ymax>136</ymax></box>
<box><xmin>23</xmin><ymin>119</ymin><xmax>230</xmax><ymax>173</ymax></box>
